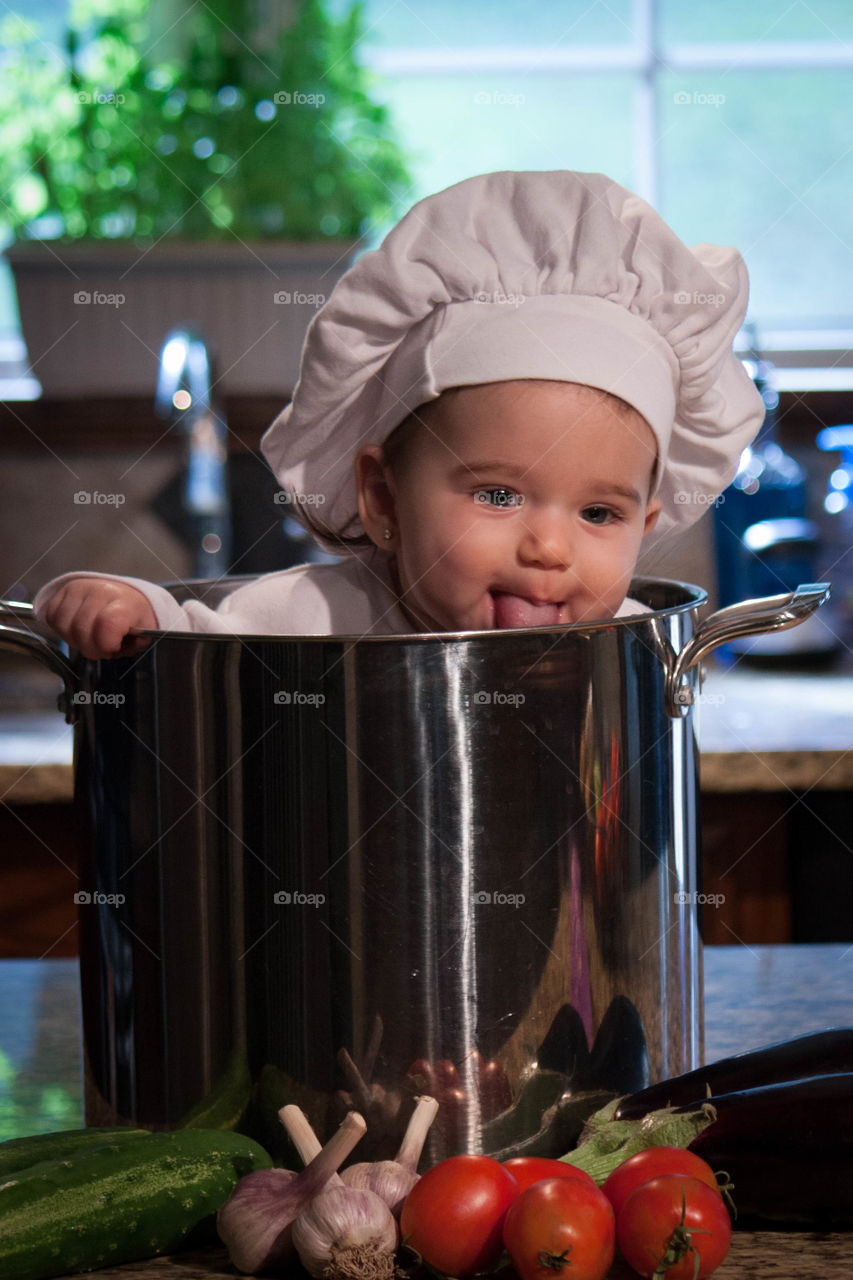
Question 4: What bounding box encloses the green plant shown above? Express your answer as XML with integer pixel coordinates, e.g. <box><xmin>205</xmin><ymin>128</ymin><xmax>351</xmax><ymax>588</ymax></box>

<box><xmin>0</xmin><ymin>0</ymin><xmax>411</xmax><ymax>242</ymax></box>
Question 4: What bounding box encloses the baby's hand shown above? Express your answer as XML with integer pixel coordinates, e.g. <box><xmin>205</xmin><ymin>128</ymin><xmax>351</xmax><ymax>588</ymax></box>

<box><xmin>42</xmin><ymin>578</ymin><xmax>158</xmax><ymax>660</ymax></box>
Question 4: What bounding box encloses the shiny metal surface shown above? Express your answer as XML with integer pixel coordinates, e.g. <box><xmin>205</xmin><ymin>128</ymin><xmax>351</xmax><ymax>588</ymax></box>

<box><xmin>0</xmin><ymin>578</ymin><xmax>828</xmax><ymax>1164</ymax></box>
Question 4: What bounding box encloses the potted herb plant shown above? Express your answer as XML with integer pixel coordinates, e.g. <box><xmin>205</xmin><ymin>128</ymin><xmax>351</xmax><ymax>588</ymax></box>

<box><xmin>0</xmin><ymin>0</ymin><xmax>411</xmax><ymax>396</ymax></box>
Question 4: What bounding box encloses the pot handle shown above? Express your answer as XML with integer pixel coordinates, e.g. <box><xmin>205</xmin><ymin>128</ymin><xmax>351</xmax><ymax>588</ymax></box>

<box><xmin>0</xmin><ymin>598</ymin><xmax>78</xmax><ymax>718</ymax></box>
<box><xmin>666</xmin><ymin>582</ymin><xmax>831</xmax><ymax>717</ymax></box>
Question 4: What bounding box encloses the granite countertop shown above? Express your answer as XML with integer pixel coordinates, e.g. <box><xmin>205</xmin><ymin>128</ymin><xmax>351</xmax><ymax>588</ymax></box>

<box><xmin>2</xmin><ymin>945</ymin><xmax>851</xmax><ymax>1277</ymax></box>
<box><xmin>697</xmin><ymin>666</ymin><xmax>853</xmax><ymax>791</ymax></box>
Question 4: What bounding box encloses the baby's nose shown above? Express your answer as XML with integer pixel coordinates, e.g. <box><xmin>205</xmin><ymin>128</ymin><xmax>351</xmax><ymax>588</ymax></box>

<box><xmin>518</xmin><ymin>510</ymin><xmax>572</xmax><ymax>569</ymax></box>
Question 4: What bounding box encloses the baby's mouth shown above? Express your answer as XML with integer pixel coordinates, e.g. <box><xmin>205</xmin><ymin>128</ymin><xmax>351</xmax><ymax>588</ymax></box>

<box><xmin>491</xmin><ymin>592</ymin><xmax>563</xmax><ymax>629</ymax></box>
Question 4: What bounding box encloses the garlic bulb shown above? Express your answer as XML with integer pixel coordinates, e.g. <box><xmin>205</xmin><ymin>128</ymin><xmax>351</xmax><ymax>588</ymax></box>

<box><xmin>216</xmin><ymin>1168</ymin><xmax>301</xmax><ymax>1273</ymax></box>
<box><xmin>217</xmin><ymin>1109</ymin><xmax>366</xmax><ymax>1273</ymax></box>
<box><xmin>340</xmin><ymin>1094</ymin><xmax>439</xmax><ymax>1216</ymax></box>
<box><xmin>293</xmin><ymin>1184</ymin><xmax>398</xmax><ymax>1280</ymax></box>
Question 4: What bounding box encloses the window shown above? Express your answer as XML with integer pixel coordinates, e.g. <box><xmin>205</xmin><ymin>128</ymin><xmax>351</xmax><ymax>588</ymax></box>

<box><xmin>358</xmin><ymin>0</ymin><xmax>853</xmax><ymax>387</ymax></box>
<box><xmin>3</xmin><ymin>0</ymin><xmax>853</xmax><ymax>393</ymax></box>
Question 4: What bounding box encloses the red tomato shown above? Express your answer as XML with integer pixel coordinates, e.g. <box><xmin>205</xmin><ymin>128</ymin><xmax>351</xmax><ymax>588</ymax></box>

<box><xmin>602</xmin><ymin>1145</ymin><xmax>723</xmax><ymax>1217</ymax></box>
<box><xmin>502</xmin><ymin>1177</ymin><xmax>615</xmax><ymax>1280</ymax></box>
<box><xmin>400</xmin><ymin>1154</ymin><xmax>518</xmax><ymax>1276</ymax></box>
<box><xmin>616</xmin><ymin>1173</ymin><xmax>732</xmax><ymax>1280</ymax></box>
<box><xmin>503</xmin><ymin>1156</ymin><xmax>597</xmax><ymax>1195</ymax></box>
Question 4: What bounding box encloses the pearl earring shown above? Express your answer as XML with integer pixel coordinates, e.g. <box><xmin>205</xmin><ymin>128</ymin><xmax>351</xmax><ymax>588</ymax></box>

<box><xmin>383</xmin><ymin>528</ymin><xmax>393</xmax><ymax>540</ymax></box>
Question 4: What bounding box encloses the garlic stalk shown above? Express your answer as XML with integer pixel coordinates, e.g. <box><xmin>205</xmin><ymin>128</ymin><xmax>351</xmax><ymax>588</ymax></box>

<box><xmin>340</xmin><ymin>1094</ymin><xmax>439</xmax><ymax>1216</ymax></box>
<box><xmin>292</xmin><ymin>1184</ymin><xmax>398</xmax><ymax>1280</ymax></box>
<box><xmin>217</xmin><ymin>1109</ymin><xmax>366</xmax><ymax>1273</ymax></box>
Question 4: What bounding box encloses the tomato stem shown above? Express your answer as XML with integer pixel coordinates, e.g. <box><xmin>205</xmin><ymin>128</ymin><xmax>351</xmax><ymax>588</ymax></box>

<box><xmin>537</xmin><ymin>1248</ymin><xmax>572</xmax><ymax>1272</ymax></box>
<box><xmin>651</xmin><ymin>1188</ymin><xmax>712</xmax><ymax>1280</ymax></box>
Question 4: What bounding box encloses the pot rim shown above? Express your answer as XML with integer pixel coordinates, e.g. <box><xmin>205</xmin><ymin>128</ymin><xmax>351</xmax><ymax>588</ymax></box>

<box><xmin>130</xmin><ymin>574</ymin><xmax>708</xmax><ymax>646</ymax></box>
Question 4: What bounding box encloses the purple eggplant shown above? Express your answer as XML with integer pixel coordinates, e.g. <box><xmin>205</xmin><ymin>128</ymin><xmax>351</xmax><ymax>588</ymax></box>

<box><xmin>615</xmin><ymin>1028</ymin><xmax>853</xmax><ymax>1120</ymax></box>
<box><xmin>685</xmin><ymin>1073</ymin><xmax>853</xmax><ymax>1228</ymax></box>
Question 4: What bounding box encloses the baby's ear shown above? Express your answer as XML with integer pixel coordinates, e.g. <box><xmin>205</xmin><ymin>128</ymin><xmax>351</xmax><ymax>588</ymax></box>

<box><xmin>642</xmin><ymin>496</ymin><xmax>662</xmax><ymax>537</ymax></box>
<box><xmin>355</xmin><ymin>444</ymin><xmax>398</xmax><ymax>548</ymax></box>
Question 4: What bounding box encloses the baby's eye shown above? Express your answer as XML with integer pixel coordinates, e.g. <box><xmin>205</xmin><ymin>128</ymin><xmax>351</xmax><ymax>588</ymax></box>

<box><xmin>581</xmin><ymin>504</ymin><xmax>617</xmax><ymax>525</ymax></box>
<box><xmin>474</xmin><ymin>487</ymin><xmax>524</xmax><ymax>508</ymax></box>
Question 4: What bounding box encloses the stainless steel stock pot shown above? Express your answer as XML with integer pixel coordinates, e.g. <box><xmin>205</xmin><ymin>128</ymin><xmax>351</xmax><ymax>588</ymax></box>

<box><xmin>0</xmin><ymin>577</ymin><xmax>829</xmax><ymax>1164</ymax></box>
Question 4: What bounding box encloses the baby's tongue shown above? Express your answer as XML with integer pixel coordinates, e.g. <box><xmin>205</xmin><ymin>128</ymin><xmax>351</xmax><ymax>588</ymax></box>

<box><xmin>492</xmin><ymin>593</ymin><xmax>560</xmax><ymax>629</ymax></box>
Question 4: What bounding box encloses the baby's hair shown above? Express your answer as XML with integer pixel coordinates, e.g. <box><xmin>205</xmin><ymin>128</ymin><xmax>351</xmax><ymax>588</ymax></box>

<box><xmin>289</xmin><ymin>380</ymin><xmax>651</xmax><ymax>551</ymax></box>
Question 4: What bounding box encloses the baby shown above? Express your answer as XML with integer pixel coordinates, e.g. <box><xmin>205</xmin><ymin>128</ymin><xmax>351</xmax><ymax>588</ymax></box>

<box><xmin>35</xmin><ymin>171</ymin><xmax>763</xmax><ymax>657</ymax></box>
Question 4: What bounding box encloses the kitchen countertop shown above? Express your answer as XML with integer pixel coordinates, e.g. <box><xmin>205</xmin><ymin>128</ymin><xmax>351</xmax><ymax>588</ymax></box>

<box><xmin>1</xmin><ymin>944</ymin><xmax>851</xmax><ymax>1276</ymax></box>
<box><xmin>1</xmin><ymin>661</ymin><xmax>852</xmax><ymax>803</ymax></box>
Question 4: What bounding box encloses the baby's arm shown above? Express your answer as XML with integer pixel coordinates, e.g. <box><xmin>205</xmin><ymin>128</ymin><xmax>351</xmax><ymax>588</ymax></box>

<box><xmin>39</xmin><ymin>578</ymin><xmax>158</xmax><ymax>660</ymax></box>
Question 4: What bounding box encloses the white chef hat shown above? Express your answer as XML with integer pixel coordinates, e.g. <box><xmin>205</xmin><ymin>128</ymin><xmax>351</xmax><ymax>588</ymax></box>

<box><xmin>261</xmin><ymin>170</ymin><xmax>763</xmax><ymax>547</ymax></box>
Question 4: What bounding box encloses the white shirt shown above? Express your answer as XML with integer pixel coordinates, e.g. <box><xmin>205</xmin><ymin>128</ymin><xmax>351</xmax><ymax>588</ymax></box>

<box><xmin>34</xmin><ymin>555</ymin><xmax>649</xmax><ymax>638</ymax></box>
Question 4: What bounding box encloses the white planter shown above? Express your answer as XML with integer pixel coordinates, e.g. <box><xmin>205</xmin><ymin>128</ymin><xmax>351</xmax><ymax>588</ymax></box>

<box><xmin>7</xmin><ymin>240</ymin><xmax>354</xmax><ymax>397</ymax></box>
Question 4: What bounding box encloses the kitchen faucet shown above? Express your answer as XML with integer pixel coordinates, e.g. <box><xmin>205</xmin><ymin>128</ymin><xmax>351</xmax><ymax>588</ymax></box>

<box><xmin>155</xmin><ymin>329</ymin><xmax>232</xmax><ymax>579</ymax></box>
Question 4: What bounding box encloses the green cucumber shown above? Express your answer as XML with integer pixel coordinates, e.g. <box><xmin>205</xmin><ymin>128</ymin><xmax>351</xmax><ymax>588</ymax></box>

<box><xmin>0</xmin><ymin>1127</ymin><xmax>150</xmax><ymax>1179</ymax></box>
<box><xmin>0</xmin><ymin>1128</ymin><xmax>272</xmax><ymax>1280</ymax></box>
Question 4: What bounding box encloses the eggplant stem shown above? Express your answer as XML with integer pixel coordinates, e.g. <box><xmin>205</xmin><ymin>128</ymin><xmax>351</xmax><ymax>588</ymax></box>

<box><xmin>394</xmin><ymin>1095</ymin><xmax>440</xmax><ymax>1169</ymax></box>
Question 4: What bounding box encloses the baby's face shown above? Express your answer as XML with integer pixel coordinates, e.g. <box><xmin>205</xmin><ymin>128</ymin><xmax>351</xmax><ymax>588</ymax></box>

<box><xmin>362</xmin><ymin>380</ymin><xmax>661</xmax><ymax>632</ymax></box>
